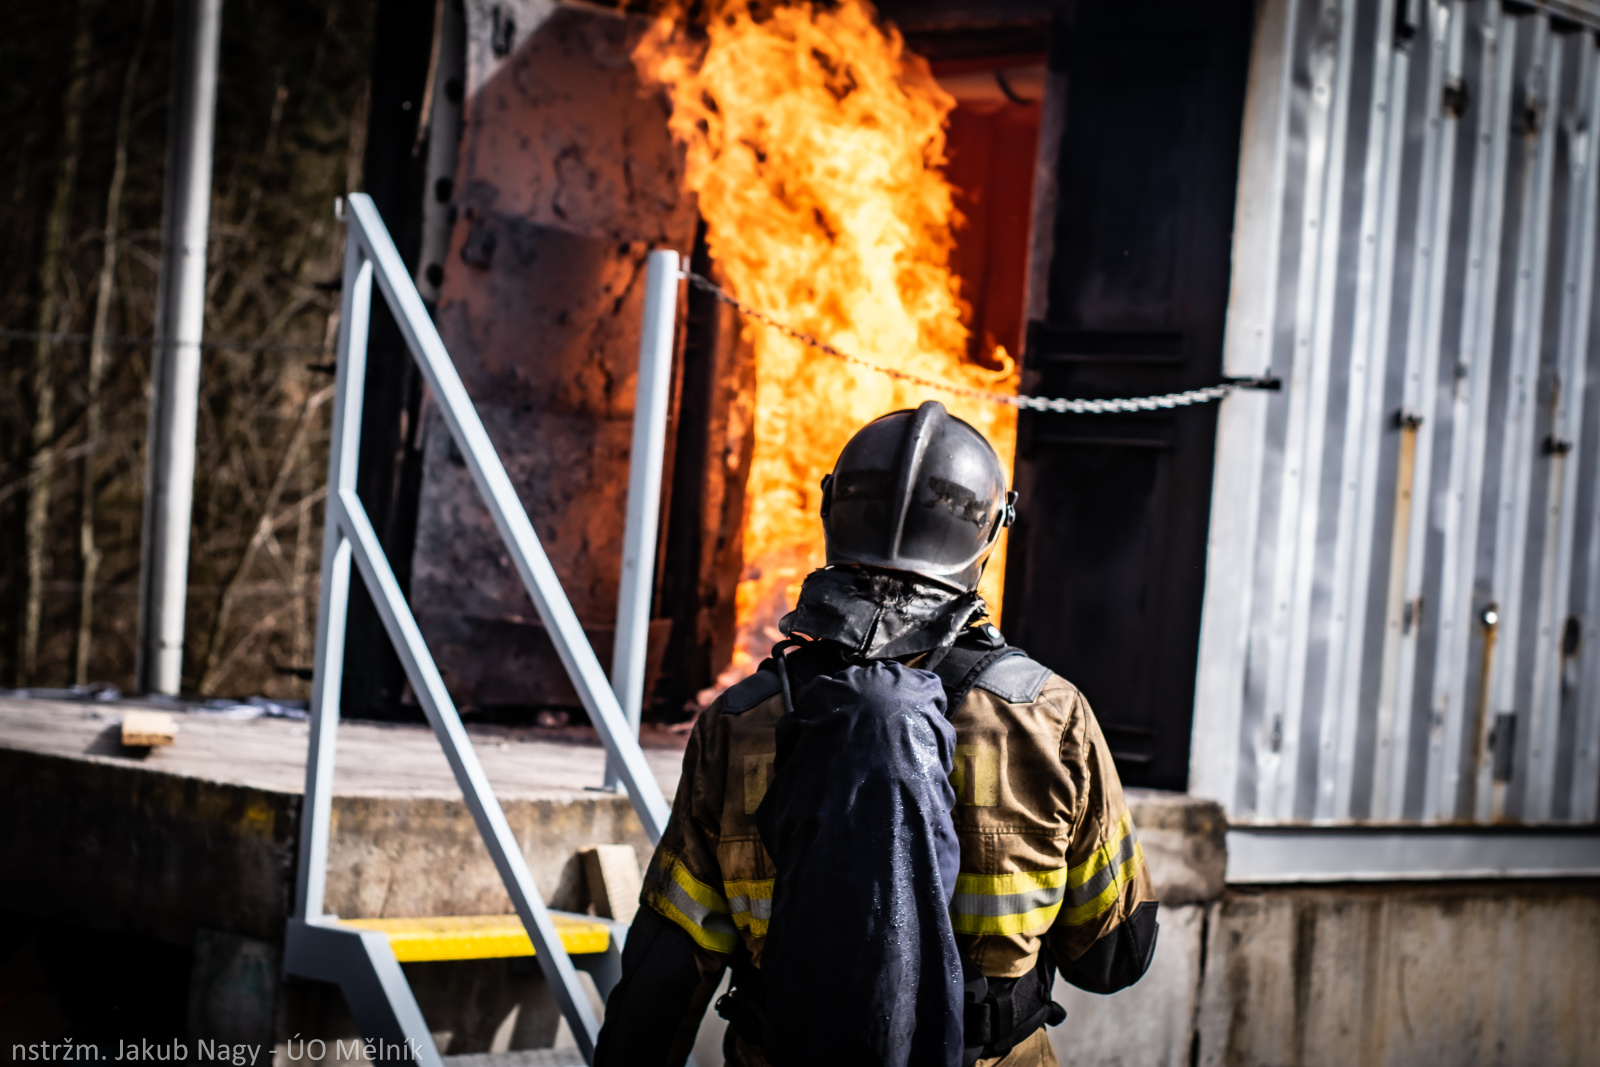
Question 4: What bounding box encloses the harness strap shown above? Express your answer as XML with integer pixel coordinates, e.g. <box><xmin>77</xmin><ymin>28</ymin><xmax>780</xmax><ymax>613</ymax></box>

<box><xmin>961</xmin><ymin>953</ymin><xmax>1067</xmax><ymax>1065</ymax></box>
<box><xmin>932</xmin><ymin>629</ymin><xmax>1023</xmax><ymax>717</ymax></box>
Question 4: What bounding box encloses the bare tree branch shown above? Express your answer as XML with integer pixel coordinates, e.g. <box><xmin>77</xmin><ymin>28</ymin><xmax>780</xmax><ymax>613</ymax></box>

<box><xmin>197</xmin><ymin>384</ymin><xmax>333</xmax><ymax>694</ymax></box>
<box><xmin>20</xmin><ymin>7</ymin><xmax>91</xmax><ymax>684</ymax></box>
<box><xmin>78</xmin><ymin>0</ymin><xmax>156</xmax><ymax>685</ymax></box>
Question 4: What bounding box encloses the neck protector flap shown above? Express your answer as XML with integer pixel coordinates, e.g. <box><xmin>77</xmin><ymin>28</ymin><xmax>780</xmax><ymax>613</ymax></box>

<box><xmin>778</xmin><ymin>566</ymin><xmax>985</xmax><ymax>660</ymax></box>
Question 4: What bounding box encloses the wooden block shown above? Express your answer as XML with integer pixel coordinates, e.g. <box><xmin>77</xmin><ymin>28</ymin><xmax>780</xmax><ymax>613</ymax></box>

<box><xmin>121</xmin><ymin>710</ymin><xmax>178</xmax><ymax>748</ymax></box>
<box><xmin>580</xmin><ymin>843</ymin><xmax>643</xmax><ymax>924</ymax></box>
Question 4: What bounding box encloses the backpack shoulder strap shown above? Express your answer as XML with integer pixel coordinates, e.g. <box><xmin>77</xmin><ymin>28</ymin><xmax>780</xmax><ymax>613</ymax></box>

<box><xmin>932</xmin><ymin>626</ymin><xmax>1020</xmax><ymax>717</ymax></box>
<box><xmin>933</xmin><ymin>626</ymin><xmax>1057</xmax><ymax>714</ymax></box>
<box><xmin>724</xmin><ymin>664</ymin><xmax>783</xmax><ymax>714</ymax></box>
<box><xmin>972</xmin><ymin>654</ymin><xmax>1054</xmax><ymax>705</ymax></box>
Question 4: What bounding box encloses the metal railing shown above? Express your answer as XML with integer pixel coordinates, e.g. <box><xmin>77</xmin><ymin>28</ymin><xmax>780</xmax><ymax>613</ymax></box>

<box><xmin>286</xmin><ymin>192</ymin><xmax>678</xmax><ymax>1064</ymax></box>
<box><xmin>606</xmin><ymin>249</ymin><xmax>678</xmax><ymax>790</ymax></box>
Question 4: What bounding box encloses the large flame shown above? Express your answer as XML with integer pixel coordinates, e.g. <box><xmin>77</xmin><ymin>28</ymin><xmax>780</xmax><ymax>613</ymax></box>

<box><xmin>634</xmin><ymin>0</ymin><xmax>1017</xmax><ymax>687</ymax></box>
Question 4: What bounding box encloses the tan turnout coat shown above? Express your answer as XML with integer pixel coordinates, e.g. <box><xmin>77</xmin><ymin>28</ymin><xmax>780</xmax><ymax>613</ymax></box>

<box><xmin>642</xmin><ymin>656</ymin><xmax>1155</xmax><ymax>981</ymax></box>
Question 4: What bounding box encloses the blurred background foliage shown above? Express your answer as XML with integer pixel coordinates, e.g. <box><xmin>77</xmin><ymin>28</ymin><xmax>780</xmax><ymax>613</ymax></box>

<box><xmin>0</xmin><ymin>0</ymin><xmax>375</xmax><ymax>697</ymax></box>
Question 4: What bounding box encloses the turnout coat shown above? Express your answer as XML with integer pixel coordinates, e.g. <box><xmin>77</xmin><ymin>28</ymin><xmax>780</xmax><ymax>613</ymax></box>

<box><xmin>642</xmin><ymin>628</ymin><xmax>1158</xmax><ymax>989</ymax></box>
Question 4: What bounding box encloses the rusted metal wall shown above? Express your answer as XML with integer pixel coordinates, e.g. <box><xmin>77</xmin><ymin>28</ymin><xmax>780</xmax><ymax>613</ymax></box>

<box><xmin>407</xmin><ymin>2</ymin><xmax>704</xmax><ymax>709</ymax></box>
<box><xmin>1195</xmin><ymin>0</ymin><xmax>1600</xmax><ymax>825</ymax></box>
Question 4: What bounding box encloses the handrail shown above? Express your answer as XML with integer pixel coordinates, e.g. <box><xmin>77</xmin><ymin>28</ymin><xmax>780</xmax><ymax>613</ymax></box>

<box><xmin>346</xmin><ymin>192</ymin><xmax>671</xmax><ymax>837</ymax></box>
<box><xmin>607</xmin><ymin>249</ymin><xmax>679</xmax><ymax>789</ymax></box>
<box><xmin>291</xmin><ymin>193</ymin><xmax>680</xmax><ymax>1064</ymax></box>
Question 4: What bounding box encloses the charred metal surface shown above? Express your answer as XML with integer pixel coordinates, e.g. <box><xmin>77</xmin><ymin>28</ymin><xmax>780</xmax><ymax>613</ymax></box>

<box><xmin>409</xmin><ymin>5</ymin><xmax>701</xmax><ymax>710</ymax></box>
<box><xmin>875</xmin><ymin>0</ymin><xmax>1056</xmax><ymax>61</ymax></box>
<box><xmin>656</xmin><ymin>224</ymin><xmax>756</xmax><ymax>716</ymax></box>
<box><xmin>412</xmin><ymin>610</ymin><xmax>672</xmax><ymax>710</ymax></box>
<box><xmin>340</xmin><ymin>0</ymin><xmax>439</xmax><ymax>721</ymax></box>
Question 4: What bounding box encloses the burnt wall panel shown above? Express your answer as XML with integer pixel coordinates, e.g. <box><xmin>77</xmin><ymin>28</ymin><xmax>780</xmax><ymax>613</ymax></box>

<box><xmin>409</xmin><ymin>6</ymin><xmax>699</xmax><ymax>710</ymax></box>
<box><xmin>656</xmin><ymin>225</ymin><xmax>756</xmax><ymax>714</ymax></box>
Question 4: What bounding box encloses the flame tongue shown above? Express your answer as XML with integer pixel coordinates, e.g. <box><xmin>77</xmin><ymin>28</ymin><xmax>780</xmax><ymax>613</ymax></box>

<box><xmin>634</xmin><ymin>0</ymin><xmax>1018</xmax><ymax>689</ymax></box>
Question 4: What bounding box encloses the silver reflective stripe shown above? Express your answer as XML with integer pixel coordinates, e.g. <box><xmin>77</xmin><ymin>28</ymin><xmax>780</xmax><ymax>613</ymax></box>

<box><xmin>1066</xmin><ymin>830</ymin><xmax>1140</xmax><ymax>909</ymax></box>
<box><xmin>660</xmin><ymin>872</ymin><xmax>737</xmax><ymax>941</ymax></box>
<box><xmin>950</xmin><ymin>882</ymin><xmax>1064</xmax><ymax>920</ymax></box>
<box><xmin>727</xmin><ymin>893</ymin><xmax>772</xmax><ymax>922</ymax></box>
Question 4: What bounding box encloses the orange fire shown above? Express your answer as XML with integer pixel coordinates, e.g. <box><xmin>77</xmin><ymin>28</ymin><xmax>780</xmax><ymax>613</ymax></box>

<box><xmin>634</xmin><ymin>0</ymin><xmax>1018</xmax><ymax>685</ymax></box>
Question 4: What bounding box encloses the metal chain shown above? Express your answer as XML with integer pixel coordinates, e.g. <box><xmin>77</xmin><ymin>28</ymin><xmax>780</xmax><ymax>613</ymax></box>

<box><xmin>683</xmin><ymin>271</ymin><xmax>1241</xmax><ymax>414</ymax></box>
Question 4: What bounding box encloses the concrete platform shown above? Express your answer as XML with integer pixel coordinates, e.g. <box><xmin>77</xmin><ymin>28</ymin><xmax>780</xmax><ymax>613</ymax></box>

<box><xmin>0</xmin><ymin>696</ymin><xmax>685</xmax><ymax>946</ymax></box>
<box><xmin>0</xmin><ymin>696</ymin><xmax>687</xmax><ymax>797</ymax></box>
<box><xmin>0</xmin><ymin>695</ymin><xmax>1227</xmax><ymax>941</ymax></box>
<box><xmin>6</xmin><ymin>695</ymin><xmax>1592</xmax><ymax>1065</ymax></box>
<box><xmin>0</xmin><ymin>692</ymin><xmax>1226</xmax><ymax>1063</ymax></box>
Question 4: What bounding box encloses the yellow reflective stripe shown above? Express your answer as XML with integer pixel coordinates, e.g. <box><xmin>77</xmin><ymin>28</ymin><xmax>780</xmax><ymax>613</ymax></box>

<box><xmin>1061</xmin><ymin>840</ymin><xmax>1145</xmax><ymax>926</ymax></box>
<box><xmin>669</xmin><ymin>857</ymin><xmax>729</xmax><ymax>914</ymax></box>
<box><xmin>950</xmin><ymin>901</ymin><xmax>1064</xmax><ymax>937</ymax></box>
<box><xmin>646</xmin><ymin>854</ymin><xmax>739</xmax><ymax>954</ymax></box>
<box><xmin>723</xmin><ymin>877</ymin><xmax>774</xmax><ymax>937</ymax></box>
<box><xmin>723</xmin><ymin>877</ymin><xmax>774</xmax><ymax>899</ymax></box>
<box><xmin>948</xmin><ymin>813</ymin><xmax>1147</xmax><ymax>936</ymax></box>
<box><xmin>654</xmin><ymin>897</ymin><xmax>738</xmax><ymax>953</ymax></box>
<box><xmin>1066</xmin><ymin>812</ymin><xmax>1134</xmax><ymax>892</ymax></box>
<box><xmin>949</xmin><ymin>866</ymin><xmax>1068</xmax><ymax>937</ymax></box>
<box><xmin>953</xmin><ymin>867</ymin><xmax>1068</xmax><ymax>897</ymax></box>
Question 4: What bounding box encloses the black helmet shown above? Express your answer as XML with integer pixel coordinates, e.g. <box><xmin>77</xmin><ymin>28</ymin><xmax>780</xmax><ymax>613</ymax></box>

<box><xmin>819</xmin><ymin>400</ymin><xmax>1015</xmax><ymax>593</ymax></box>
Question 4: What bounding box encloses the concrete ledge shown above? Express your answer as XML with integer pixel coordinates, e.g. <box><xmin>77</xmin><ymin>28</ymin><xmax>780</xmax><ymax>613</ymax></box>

<box><xmin>1127</xmin><ymin>788</ymin><xmax>1228</xmax><ymax>905</ymax></box>
<box><xmin>0</xmin><ymin>698</ymin><xmax>677</xmax><ymax>944</ymax></box>
<box><xmin>1192</xmin><ymin>879</ymin><xmax>1600</xmax><ymax>1066</ymax></box>
<box><xmin>0</xmin><ymin>699</ymin><xmax>1237</xmax><ymax>946</ymax></box>
<box><xmin>0</xmin><ymin>746</ymin><xmax>300</xmax><ymax>943</ymax></box>
<box><xmin>327</xmin><ymin>794</ymin><xmax>651</xmax><ymax>921</ymax></box>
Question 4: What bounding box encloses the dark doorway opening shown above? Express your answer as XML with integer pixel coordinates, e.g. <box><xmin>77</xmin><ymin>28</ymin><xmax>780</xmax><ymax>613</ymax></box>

<box><xmin>1003</xmin><ymin>0</ymin><xmax>1255</xmax><ymax>791</ymax></box>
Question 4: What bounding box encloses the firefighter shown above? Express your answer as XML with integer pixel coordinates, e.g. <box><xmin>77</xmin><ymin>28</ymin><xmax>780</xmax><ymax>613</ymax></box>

<box><xmin>595</xmin><ymin>401</ymin><xmax>1159</xmax><ymax>1067</ymax></box>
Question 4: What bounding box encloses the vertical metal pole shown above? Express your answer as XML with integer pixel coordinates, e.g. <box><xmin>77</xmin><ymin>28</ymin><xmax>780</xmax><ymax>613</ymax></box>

<box><xmin>136</xmin><ymin>0</ymin><xmax>222</xmax><ymax>695</ymax></box>
<box><xmin>605</xmin><ymin>250</ymin><xmax>680</xmax><ymax>790</ymax></box>
<box><xmin>295</xmin><ymin>232</ymin><xmax>373</xmax><ymax>921</ymax></box>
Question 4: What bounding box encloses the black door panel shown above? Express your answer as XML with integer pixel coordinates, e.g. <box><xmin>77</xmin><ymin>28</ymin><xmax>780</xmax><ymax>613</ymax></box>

<box><xmin>1005</xmin><ymin>1</ymin><xmax>1254</xmax><ymax>790</ymax></box>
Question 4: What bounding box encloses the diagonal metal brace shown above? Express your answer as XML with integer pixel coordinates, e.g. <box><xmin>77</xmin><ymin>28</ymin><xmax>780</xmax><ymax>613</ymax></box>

<box><xmin>284</xmin><ymin>919</ymin><xmax>443</xmax><ymax>1067</ymax></box>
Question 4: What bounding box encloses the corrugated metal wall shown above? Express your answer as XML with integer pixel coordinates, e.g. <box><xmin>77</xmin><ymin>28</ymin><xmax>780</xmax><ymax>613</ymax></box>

<box><xmin>1192</xmin><ymin>0</ymin><xmax>1600</xmax><ymax>825</ymax></box>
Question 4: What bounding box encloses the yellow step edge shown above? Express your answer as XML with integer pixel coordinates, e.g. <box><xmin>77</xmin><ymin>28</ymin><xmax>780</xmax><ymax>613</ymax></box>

<box><xmin>338</xmin><ymin>913</ymin><xmax>612</xmax><ymax>963</ymax></box>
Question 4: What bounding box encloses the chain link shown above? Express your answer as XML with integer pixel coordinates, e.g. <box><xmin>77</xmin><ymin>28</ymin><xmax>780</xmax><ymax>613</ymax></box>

<box><xmin>683</xmin><ymin>271</ymin><xmax>1240</xmax><ymax>414</ymax></box>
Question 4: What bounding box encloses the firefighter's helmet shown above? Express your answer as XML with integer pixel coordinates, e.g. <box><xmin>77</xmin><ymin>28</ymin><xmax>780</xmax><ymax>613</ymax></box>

<box><xmin>819</xmin><ymin>400</ymin><xmax>1016</xmax><ymax>593</ymax></box>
